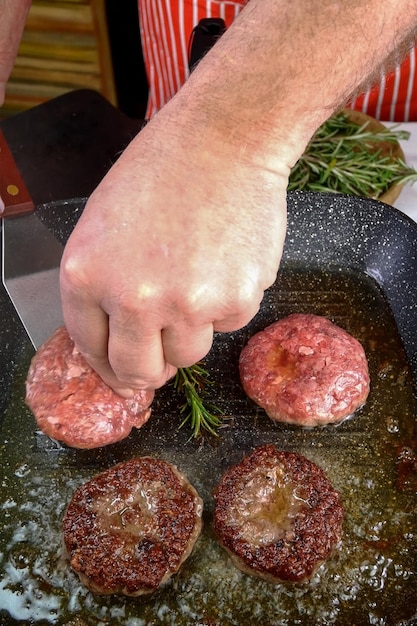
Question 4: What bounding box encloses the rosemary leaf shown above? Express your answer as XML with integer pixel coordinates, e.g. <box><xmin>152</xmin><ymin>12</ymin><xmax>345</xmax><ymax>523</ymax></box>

<box><xmin>289</xmin><ymin>112</ymin><xmax>417</xmax><ymax>199</ymax></box>
<box><xmin>173</xmin><ymin>364</ymin><xmax>224</xmax><ymax>439</ymax></box>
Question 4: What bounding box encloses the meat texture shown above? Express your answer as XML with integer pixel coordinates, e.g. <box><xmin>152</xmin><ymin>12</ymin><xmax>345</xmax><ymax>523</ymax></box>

<box><xmin>213</xmin><ymin>444</ymin><xmax>344</xmax><ymax>583</ymax></box>
<box><xmin>239</xmin><ymin>313</ymin><xmax>370</xmax><ymax>426</ymax></box>
<box><xmin>63</xmin><ymin>457</ymin><xmax>203</xmax><ymax>595</ymax></box>
<box><xmin>25</xmin><ymin>326</ymin><xmax>154</xmax><ymax>448</ymax></box>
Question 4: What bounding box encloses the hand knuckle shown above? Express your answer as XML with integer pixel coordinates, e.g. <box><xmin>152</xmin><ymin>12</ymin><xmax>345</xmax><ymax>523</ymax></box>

<box><xmin>60</xmin><ymin>254</ymin><xmax>90</xmax><ymax>292</ymax></box>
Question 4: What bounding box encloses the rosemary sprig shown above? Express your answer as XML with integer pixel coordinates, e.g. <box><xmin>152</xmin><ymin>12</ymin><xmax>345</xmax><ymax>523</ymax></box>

<box><xmin>173</xmin><ymin>364</ymin><xmax>224</xmax><ymax>439</ymax></box>
<box><xmin>288</xmin><ymin>111</ymin><xmax>417</xmax><ymax>199</ymax></box>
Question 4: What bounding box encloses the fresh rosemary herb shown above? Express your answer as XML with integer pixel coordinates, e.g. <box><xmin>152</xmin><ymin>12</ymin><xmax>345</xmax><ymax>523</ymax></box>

<box><xmin>174</xmin><ymin>364</ymin><xmax>224</xmax><ymax>439</ymax></box>
<box><xmin>288</xmin><ymin>111</ymin><xmax>417</xmax><ymax>199</ymax></box>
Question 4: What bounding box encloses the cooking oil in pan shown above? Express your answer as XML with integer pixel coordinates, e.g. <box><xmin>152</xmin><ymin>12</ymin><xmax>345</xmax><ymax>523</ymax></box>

<box><xmin>0</xmin><ymin>264</ymin><xmax>416</xmax><ymax>625</ymax></box>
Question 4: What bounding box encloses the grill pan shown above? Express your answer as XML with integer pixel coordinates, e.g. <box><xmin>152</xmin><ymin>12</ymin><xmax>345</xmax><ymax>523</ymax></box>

<box><xmin>0</xmin><ymin>190</ymin><xmax>416</xmax><ymax>625</ymax></box>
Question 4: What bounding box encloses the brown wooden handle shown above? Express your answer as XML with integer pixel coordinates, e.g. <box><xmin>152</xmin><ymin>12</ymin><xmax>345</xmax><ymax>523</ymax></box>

<box><xmin>0</xmin><ymin>129</ymin><xmax>34</xmax><ymax>217</ymax></box>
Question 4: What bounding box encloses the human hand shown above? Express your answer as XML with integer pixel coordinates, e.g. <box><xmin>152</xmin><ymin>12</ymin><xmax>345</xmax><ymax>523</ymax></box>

<box><xmin>60</xmin><ymin>102</ymin><xmax>290</xmax><ymax>395</ymax></box>
<box><xmin>0</xmin><ymin>0</ymin><xmax>31</xmax><ymax>107</ymax></box>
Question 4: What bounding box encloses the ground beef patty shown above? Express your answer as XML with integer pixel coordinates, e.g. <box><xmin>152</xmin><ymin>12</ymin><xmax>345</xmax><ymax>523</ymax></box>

<box><xmin>63</xmin><ymin>457</ymin><xmax>203</xmax><ymax>595</ymax></box>
<box><xmin>239</xmin><ymin>313</ymin><xmax>370</xmax><ymax>426</ymax></box>
<box><xmin>25</xmin><ymin>326</ymin><xmax>154</xmax><ymax>449</ymax></box>
<box><xmin>213</xmin><ymin>445</ymin><xmax>343</xmax><ymax>583</ymax></box>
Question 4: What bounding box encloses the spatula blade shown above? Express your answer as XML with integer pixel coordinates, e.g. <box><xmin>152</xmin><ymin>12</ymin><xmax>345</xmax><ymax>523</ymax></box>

<box><xmin>2</xmin><ymin>213</ymin><xmax>64</xmax><ymax>349</ymax></box>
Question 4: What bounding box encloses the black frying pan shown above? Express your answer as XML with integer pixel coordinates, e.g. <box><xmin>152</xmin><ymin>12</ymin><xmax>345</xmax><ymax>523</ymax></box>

<box><xmin>1</xmin><ymin>191</ymin><xmax>416</xmax><ymax>624</ymax></box>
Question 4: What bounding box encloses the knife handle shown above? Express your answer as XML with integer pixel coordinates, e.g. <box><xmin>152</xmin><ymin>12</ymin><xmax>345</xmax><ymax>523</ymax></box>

<box><xmin>0</xmin><ymin>129</ymin><xmax>34</xmax><ymax>217</ymax></box>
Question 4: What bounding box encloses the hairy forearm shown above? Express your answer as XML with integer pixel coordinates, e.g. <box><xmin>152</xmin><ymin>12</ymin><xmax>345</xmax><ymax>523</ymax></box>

<box><xmin>163</xmin><ymin>0</ymin><xmax>417</xmax><ymax>171</ymax></box>
<box><xmin>0</xmin><ymin>0</ymin><xmax>32</xmax><ymax>106</ymax></box>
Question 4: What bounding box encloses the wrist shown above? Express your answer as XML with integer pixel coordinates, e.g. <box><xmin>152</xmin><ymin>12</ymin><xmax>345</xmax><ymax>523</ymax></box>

<box><xmin>158</xmin><ymin>77</ymin><xmax>322</xmax><ymax>186</ymax></box>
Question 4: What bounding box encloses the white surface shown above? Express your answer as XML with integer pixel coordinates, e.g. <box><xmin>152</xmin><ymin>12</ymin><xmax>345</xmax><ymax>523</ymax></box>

<box><xmin>389</xmin><ymin>122</ymin><xmax>417</xmax><ymax>222</ymax></box>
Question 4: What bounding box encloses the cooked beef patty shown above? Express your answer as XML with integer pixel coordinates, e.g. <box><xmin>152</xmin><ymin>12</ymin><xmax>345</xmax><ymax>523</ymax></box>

<box><xmin>25</xmin><ymin>326</ymin><xmax>154</xmax><ymax>448</ymax></box>
<box><xmin>213</xmin><ymin>445</ymin><xmax>343</xmax><ymax>583</ymax></box>
<box><xmin>63</xmin><ymin>457</ymin><xmax>203</xmax><ymax>595</ymax></box>
<box><xmin>239</xmin><ymin>313</ymin><xmax>370</xmax><ymax>426</ymax></box>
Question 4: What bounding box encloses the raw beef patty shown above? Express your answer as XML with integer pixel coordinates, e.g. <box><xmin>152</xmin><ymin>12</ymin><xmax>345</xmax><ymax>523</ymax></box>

<box><xmin>25</xmin><ymin>326</ymin><xmax>154</xmax><ymax>448</ymax></box>
<box><xmin>239</xmin><ymin>313</ymin><xmax>370</xmax><ymax>426</ymax></box>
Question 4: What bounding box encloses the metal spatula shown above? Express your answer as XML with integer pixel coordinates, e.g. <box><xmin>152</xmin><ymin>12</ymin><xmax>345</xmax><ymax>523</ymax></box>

<box><xmin>1</xmin><ymin>130</ymin><xmax>63</xmax><ymax>349</ymax></box>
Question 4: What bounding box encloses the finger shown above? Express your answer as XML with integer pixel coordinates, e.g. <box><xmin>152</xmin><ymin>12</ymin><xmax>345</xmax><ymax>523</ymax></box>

<box><xmin>107</xmin><ymin>315</ymin><xmax>178</xmax><ymax>390</ymax></box>
<box><xmin>212</xmin><ymin>287</ymin><xmax>265</xmax><ymax>333</ymax></box>
<box><xmin>61</xmin><ymin>285</ymin><xmax>167</xmax><ymax>394</ymax></box>
<box><xmin>61</xmin><ymin>260</ymin><xmax>176</xmax><ymax>391</ymax></box>
<box><xmin>72</xmin><ymin>330</ymin><xmax>141</xmax><ymax>397</ymax></box>
<box><xmin>61</xmin><ymin>297</ymin><xmax>136</xmax><ymax>397</ymax></box>
<box><xmin>66</xmin><ymin>304</ymin><xmax>176</xmax><ymax>393</ymax></box>
<box><xmin>161</xmin><ymin>322</ymin><xmax>215</xmax><ymax>367</ymax></box>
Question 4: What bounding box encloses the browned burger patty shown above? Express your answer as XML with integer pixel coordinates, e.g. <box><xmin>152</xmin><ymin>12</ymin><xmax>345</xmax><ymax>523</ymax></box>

<box><xmin>63</xmin><ymin>457</ymin><xmax>203</xmax><ymax>596</ymax></box>
<box><xmin>25</xmin><ymin>326</ymin><xmax>154</xmax><ymax>449</ymax></box>
<box><xmin>212</xmin><ymin>445</ymin><xmax>343</xmax><ymax>583</ymax></box>
<box><xmin>239</xmin><ymin>313</ymin><xmax>370</xmax><ymax>426</ymax></box>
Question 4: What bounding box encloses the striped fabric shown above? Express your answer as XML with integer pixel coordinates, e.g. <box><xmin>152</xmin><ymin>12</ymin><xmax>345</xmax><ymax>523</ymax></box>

<box><xmin>348</xmin><ymin>47</ymin><xmax>417</xmax><ymax>122</ymax></box>
<box><xmin>138</xmin><ymin>0</ymin><xmax>246</xmax><ymax>118</ymax></box>
<box><xmin>137</xmin><ymin>0</ymin><xmax>417</xmax><ymax>122</ymax></box>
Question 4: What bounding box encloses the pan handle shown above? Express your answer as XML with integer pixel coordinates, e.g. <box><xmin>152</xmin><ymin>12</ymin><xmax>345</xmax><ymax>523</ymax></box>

<box><xmin>0</xmin><ymin>129</ymin><xmax>34</xmax><ymax>217</ymax></box>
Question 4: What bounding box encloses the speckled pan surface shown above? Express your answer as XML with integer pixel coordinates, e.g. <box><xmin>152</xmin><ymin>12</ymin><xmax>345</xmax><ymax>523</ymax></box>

<box><xmin>285</xmin><ymin>191</ymin><xmax>417</xmax><ymax>374</ymax></box>
<box><xmin>1</xmin><ymin>191</ymin><xmax>417</xmax><ymax>625</ymax></box>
